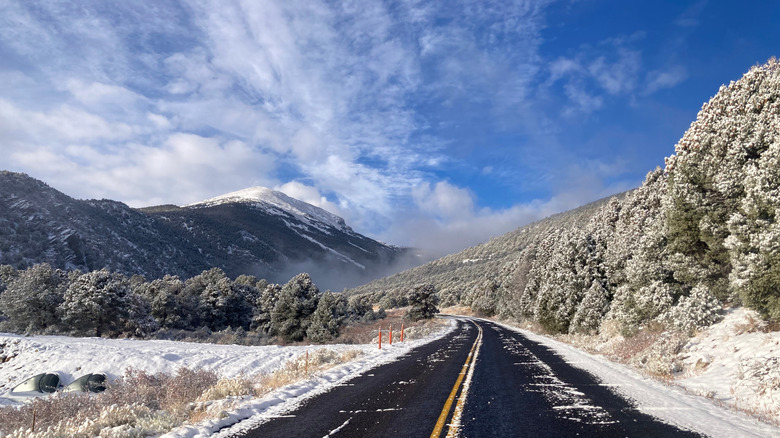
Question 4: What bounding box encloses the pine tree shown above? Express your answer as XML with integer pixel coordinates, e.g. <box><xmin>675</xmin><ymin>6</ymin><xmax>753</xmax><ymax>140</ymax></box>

<box><xmin>252</xmin><ymin>283</ymin><xmax>281</xmax><ymax>334</ymax></box>
<box><xmin>0</xmin><ymin>265</ymin><xmax>18</xmax><ymax>293</ymax></box>
<box><xmin>406</xmin><ymin>284</ymin><xmax>439</xmax><ymax>321</ymax></box>
<box><xmin>662</xmin><ymin>284</ymin><xmax>722</xmax><ymax>333</ymax></box>
<box><xmin>135</xmin><ymin>275</ymin><xmax>188</xmax><ymax>329</ymax></box>
<box><xmin>59</xmin><ymin>268</ymin><xmax>132</xmax><ymax>337</ymax></box>
<box><xmin>663</xmin><ymin>59</ymin><xmax>780</xmax><ymax>304</ymax></box>
<box><xmin>569</xmin><ymin>279</ymin><xmax>610</xmax><ymax>334</ymax></box>
<box><xmin>306</xmin><ymin>291</ymin><xmax>341</xmax><ymax>343</ymax></box>
<box><xmin>198</xmin><ymin>277</ymin><xmax>252</xmax><ymax>331</ymax></box>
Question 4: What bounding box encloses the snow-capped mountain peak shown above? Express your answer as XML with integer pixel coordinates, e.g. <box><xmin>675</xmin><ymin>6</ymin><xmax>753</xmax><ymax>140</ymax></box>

<box><xmin>186</xmin><ymin>186</ymin><xmax>349</xmax><ymax>232</ymax></box>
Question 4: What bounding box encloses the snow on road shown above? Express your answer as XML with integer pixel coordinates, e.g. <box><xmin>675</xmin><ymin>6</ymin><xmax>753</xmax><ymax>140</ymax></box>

<box><xmin>490</xmin><ymin>317</ymin><xmax>780</xmax><ymax>438</ymax></box>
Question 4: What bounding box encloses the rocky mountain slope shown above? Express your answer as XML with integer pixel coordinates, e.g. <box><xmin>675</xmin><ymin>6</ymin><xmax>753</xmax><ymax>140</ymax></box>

<box><xmin>0</xmin><ymin>172</ymin><xmax>413</xmax><ymax>289</ymax></box>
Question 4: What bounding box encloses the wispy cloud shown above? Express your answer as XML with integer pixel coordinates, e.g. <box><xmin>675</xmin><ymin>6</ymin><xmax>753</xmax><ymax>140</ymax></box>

<box><xmin>675</xmin><ymin>0</ymin><xmax>708</xmax><ymax>28</ymax></box>
<box><xmin>644</xmin><ymin>66</ymin><xmax>688</xmax><ymax>94</ymax></box>
<box><xmin>545</xmin><ymin>35</ymin><xmax>644</xmax><ymax>116</ymax></box>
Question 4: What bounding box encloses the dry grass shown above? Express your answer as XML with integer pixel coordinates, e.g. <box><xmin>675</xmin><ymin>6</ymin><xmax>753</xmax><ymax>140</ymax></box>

<box><xmin>439</xmin><ymin>305</ymin><xmax>478</xmax><ymax>317</ymax></box>
<box><xmin>603</xmin><ymin>326</ymin><xmax>664</xmax><ymax>363</ymax></box>
<box><xmin>0</xmin><ymin>367</ymin><xmax>216</xmax><ymax>437</ymax></box>
<box><xmin>338</xmin><ymin>308</ymin><xmax>447</xmax><ymax>344</ymax></box>
<box><xmin>734</xmin><ymin>313</ymin><xmax>766</xmax><ymax>335</ymax></box>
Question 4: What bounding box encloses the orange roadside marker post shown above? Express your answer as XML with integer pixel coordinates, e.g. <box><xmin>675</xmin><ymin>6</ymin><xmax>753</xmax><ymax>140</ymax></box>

<box><xmin>379</xmin><ymin>326</ymin><xmax>382</xmax><ymax>350</ymax></box>
<box><xmin>401</xmin><ymin>323</ymin><xmax>404</xmax><ymax>342</ymax></box>
<box><xmin>389</xmin><ymin>325</ymin><xmax>393</xmax><ymax>345</ymax></box>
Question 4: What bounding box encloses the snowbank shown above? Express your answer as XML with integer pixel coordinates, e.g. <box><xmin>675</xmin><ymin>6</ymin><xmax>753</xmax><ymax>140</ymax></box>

<box><xmin>678</xmin><ymin>307</ymin><xmax>780</xmax><ymax>426</ymax></box>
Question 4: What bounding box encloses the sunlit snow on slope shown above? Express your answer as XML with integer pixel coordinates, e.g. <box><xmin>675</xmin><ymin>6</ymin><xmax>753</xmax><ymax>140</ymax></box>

<box><xmin>185</xmin><ymin>186</ymin><xmax>349</xmax><ymax>232</ymax></box>
<box><xmin>678</xmin><ymin>307</ymin><xmax>780</xmax><ymax>426</ymax></box>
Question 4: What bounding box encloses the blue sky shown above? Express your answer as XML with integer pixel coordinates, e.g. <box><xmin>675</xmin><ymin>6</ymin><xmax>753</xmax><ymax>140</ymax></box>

<box><xmin>1</xmin><ymin>1</ymin><xmax>778</xmax><ymax>255</ymax></box>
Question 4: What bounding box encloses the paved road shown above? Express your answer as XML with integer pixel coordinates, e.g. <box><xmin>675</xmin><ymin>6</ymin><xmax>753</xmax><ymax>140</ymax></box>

<box><xmin>232</xmin><ymin>317</ymin><xmax>705</xmax><ymax>437</ymax></box>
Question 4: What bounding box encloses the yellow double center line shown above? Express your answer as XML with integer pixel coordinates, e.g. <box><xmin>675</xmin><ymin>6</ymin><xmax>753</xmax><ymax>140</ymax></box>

<box><xmin>430</xmin><ymin>321</ymin><xmax>483</xmax><ymax>438</ymax></box>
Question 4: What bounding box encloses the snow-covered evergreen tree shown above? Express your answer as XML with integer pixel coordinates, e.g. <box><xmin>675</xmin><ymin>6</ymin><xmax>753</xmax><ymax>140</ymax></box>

<box><xmin>406</xmin><ymin>284</ymin><xmax>439</xmax><ymax>321</ymax></box>
<box><xmin>0</xmin><ymin>264</ymin><xmax>18</xmax><ymax>293</ymax></box>
<box><xmin>306</xmin><ymin>291</ymin><xmax>341</xmax><ymax>343</ymax></box>
<box><xmin>59</xmin><ymin>268</ymin><xmax>132</xmax><ymax>337</ymax></box>
<box><xmin>252</xmin><ymin>283</ymin><xmax>281</xmax><ymax>334</ymax></box>
<box><xmin>664</xmin><ymin>58</ymin><xmax>780</xmax><ymax>306</ymax></box>
<box><xmin>136</xmin><ymin>275</ymin><xmax>189</xmax><ymax>329</ymax></box>
<box><xmin>199</xmin><ymin>277</ymin><xmax>252</xmax><ymax>331</ymax></box>
<box><xmin>0</xmin><ymin>263</ymin><xmax>65</xmax><ymax>333</ymax></box>
<box><xmin>662</xmin><ymin>284</ymin><xmax>722</xmax><ymax>333</ymax></box>
<box><xmin>270</xmin><ymin>273</ymin><xmax>320</xmax><ymax>342</ymax></box>
<box><xmin>722</xmin><ymin>62</ymin><xmax>780</xmax><ymax>318</ymax></box>
<box><xmin>569</xmin><ymin>279</ymin><xmax>610</xmax><ymax>334</ymax></box>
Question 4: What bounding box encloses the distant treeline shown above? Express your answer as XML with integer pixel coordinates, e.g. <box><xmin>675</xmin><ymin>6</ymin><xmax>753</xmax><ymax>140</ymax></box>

<box><xmin>0</xmin><ymin>264</ymin><xmax>383</xmax><ymax>343</ymax></box>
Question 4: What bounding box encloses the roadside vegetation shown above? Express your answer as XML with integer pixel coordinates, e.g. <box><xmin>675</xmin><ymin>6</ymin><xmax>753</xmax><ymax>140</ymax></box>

<box><xmin>0</xmin><ymin>274</ymin><xmax>445</xmax><ymax>438</ymax></box>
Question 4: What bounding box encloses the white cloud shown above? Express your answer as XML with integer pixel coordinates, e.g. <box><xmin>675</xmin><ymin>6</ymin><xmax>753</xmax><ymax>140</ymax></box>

<box><xmin>562</xmin><ymin>82</ymin><xmax>604</xmax><ymax>116</ymax></box>
<box><xmin>412</xmin><ymin>181</ymin><xmax>475</xmax><ymax>220</ymax></box>
<box><xmin>645</xmin><ymin>66</ymin><xmax>688</xmax><ymax>94</ymax></box>
<box><xmin>546</xmin><ymin>37</ymin><xmax>642</xmax><ymax>115</ymax></box>
<box><xmin>0</xmin><ymin>99</ymin><xmax>137</xmax><ymax>143</ymax></box>
<box><xmin>382</xmin><ymin>164</ymin><xmax>635</xmax><ymax>256</ymax></box>
<box><xmin>549</xmin><ymin>57</ymin><xmax>582</xmax><ymax>82</ymax></box>
<box><xmin>275</xmin><ymin>181</ymin><xmax>346</xmax><ymax>218</ymax></box>
<box><xmin>588</xmin><ymin>48</ymin><xmax>641</xmax><ymax>95</ymax></box>
<box><xmin>65</xmin><ymin>79</ymin><xmax>145</xmax><ymax>109</ymax></box>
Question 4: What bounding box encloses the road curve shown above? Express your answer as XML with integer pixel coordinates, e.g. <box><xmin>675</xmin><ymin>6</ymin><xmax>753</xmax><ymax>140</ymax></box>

<box><xmin>230</xmin><ymin>317</ymin><xmax>705</xmax><ymax>438</ymax></box>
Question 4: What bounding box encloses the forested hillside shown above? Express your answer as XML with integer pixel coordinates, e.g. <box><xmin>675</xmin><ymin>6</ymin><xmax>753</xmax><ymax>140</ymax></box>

<box><xmin>352</xmin><ymin>59</ymin><xmax>780</xmax><ymax>336</ymax></box>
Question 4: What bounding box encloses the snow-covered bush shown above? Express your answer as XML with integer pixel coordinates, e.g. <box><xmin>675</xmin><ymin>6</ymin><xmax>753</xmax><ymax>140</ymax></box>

<box><xmin>198</xmin><ymin>375</ymin><xmax>254</xmax><ymax>401</ymax></box>
<box><xmin>662</xmin><ymin>285</ymin><xmax>722</xmax><ymax>333</ymax></box>
<box><xmin>628</xmin><ymin>331</ymin><xmax>688</xmax><ymax>377</ymax></box>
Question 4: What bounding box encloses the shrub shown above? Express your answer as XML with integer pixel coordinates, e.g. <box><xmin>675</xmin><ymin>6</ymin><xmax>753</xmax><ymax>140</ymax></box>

<box><xmin>405</xmin><ymin>284</ymin><xmax>439</xmax><ymax>321</ymax></box>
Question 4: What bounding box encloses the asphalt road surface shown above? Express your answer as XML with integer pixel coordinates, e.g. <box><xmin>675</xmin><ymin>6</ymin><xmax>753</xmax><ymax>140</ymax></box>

<box><xmin>233</xmin><ymin>317</ymin><xmax>705</xmax><ymax>437</ymax></box>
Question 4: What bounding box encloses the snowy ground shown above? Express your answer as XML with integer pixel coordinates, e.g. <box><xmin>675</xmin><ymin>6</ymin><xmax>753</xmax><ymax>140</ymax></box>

<box><xmin>3</xmin><ymin>314</ymin><xmax>780</xmax><ymax>437</ymax></box>
<box><xmin>678</xmin><ymin>307</ymin><xmax>780</xmax><ymax>426</ymax></box>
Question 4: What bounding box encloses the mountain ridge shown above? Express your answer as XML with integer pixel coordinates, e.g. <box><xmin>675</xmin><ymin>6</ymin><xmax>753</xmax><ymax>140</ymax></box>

<box><xmin>0</xmin><ymin>171</ymin><xmax>414</xmax><ymax>289</ymax></box>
